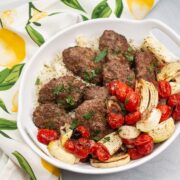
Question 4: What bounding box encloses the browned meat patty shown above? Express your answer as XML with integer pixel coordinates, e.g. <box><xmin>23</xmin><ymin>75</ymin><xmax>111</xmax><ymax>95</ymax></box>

<box><xmin>135</xmin><ymin>51</ymin><xmax>157</xmax><ymax>81</ymax></box>
<box><xmin>83</xmin><ymin>86</ymin><xmax>109</xmax><ymax>100</ymax></box>
<box><xmin>33</xmin><ymin>103</ymin><xmax>72</xmax><ymax>132</ymax></box>
<box><xmin>103</xmin><ymin>54</ymin><xmax>135</xmax><ymax>87</ymax></box>
<box><xmin>75</xmin><ymin>99</ymin><xmax>112</xmax><ymax>140</ymax></box>
<box><xmin>99</xmin><ymin>30</ymin><xmax>129</xmax><ymax>54</ymax></box>
<box><xmin>38</xmin><ymin>75</ymin><xmax>85</xmax><ymax>110</ymax></box>
<box><xmin>63</xmin><ymin>46</ymin><xmax>103</xmax><ymax>84</ymax></box>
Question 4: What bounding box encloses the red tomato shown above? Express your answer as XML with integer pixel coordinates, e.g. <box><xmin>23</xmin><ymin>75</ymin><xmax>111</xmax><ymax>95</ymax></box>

<box><xmin>172</xmin><ymin>104</ymin><xmax>180</xmax><ymax>121</ymax></box>
<box><xmin>89</xmin><ymin>140</ymin><xmax>98</xmax><ymax>154</ymax></box>
<box><xmin>125</xmin><ymin>92</ymin><xmax>140</xmax><ymax>112</ymax></box>
<box><xmin>37</xmin><ymin>129</ymin><xmax>59</xmax><ymax>145</ymax></box>
<box><xmin>107</xmin><ymin>80</ymin><xmax>119</xmax><ymax>95</ymax></box>
<box><xmin>116</xmin><ymin>82</ymin><xmax>133</xmax><ymax>102</ymax></box>
<box><xmin>64</xmin><ymin>140</ymin><xmax>75</xmax><ymax>153</ymax></box>
<box><xmin>158</xmin><ymin>80</ymin><xmax>171</xmax><ymax>98</ymax></box>
<box><xmin>74</xmin><ymin>138</ymin><xmax>91</xmax><ymax>159</ymax></box>
<box><xmin>125</xmin><ymin>111</ymin><xmax>141</xmax><ymax>125</ymax></box>
<box><xmin>157</xmin><ymin>104</ymin><xmax>172</xmax><ymax>122</ymax></box>
<box><xmin>108</xmin><ymin>112</ymin><xmax>124</xmax><ymax>129</ymax></box>
<box><xmin>134</xmin><ymin>134</ymin><xmax>153</xmax><ymax>146</ymax></box>
<box><xmin>137</xmin><ymin>141</ymin><xmax>154</xmax><ymax>155</ymax></box>
<box><xmin>75</xmin><ymin>126</ymin><xmax>90</xmax><ymax>138</ymax></box>
<box><xmin>95</xmin><ymin>143</ymin><xmax>110</xmax><ymax>161</ymax></box>
<box><xmin>128</xmin><ymin>148</ymin><xmax>144</xmax><ymax>160</ymax></box>
<box><xmin>168</xmin><ymin>93</ymin><xmax>180</xmax><ymax>107</ymax></box>
<box><xmin>122</xmin><ymin>138</ymin><xmax>136</xmax><ymax>146</ymax></box>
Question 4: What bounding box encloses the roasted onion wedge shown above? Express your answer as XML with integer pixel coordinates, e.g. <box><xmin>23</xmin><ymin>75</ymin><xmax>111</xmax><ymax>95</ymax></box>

<box><xmin>99</xmin><ymin>132</ymin><xmax>122</xmax><ymax>155</ymax></box>
<box><xmin>118</xmin><ymin>125</ymin><xmax>140</xmax><ymax>139</ymax></box>
<box><xmin>143</xmin><ymin>35</ymin><xmax>176</xmax><ymax>64</ymax></box>
<box><xmin>148</xmin><ymin>117</ymin><xmax>175</xmax><ymax>143</ymax></box>
<box><xmin>90</xmin><ymin>153</ymin><xmax>130</xmax><ymax>168</ymax></box>
<box><xmin>48</xmin><ymin>140</ymin><xmax>79</xmax><ymax>164</ymax></box>
<box><xmin>157</xmin><ymin>62</ymin><xmax>180</xmax><ymax>81</ymax></box>
<box><xmin>170</xmin><ymin>82</ymin><xmax>180</xmax><ymax>94</ymax></box>
<box><xmin>136</xmin><ymin>108</ymin><xmax>161</xmax><ymax>132</ymax></box>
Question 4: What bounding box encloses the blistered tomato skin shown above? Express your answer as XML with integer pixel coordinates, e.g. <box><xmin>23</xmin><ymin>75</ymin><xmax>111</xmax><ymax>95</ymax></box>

<box><xmin>115</xmin><ymin>82</ymin><xmax>132</xmax><ymax>102</ymax></box>
<box><xmin>137</xmin><ymin>141</ymin><xmax>154</xmax><ymax>155</ymax></box>
<box><xmin>158</xmin><ymin>80</ymin><xmax>171</xmax><ymax>98</ymax></box>
<box><xmin>108</xmin><ymin>80</ymin><xmax>120</xmax><ymax>95</ymax></box>
<box><xmin>95</xmin><ymin>143</ymin><xmax>110</xmax><ymax>161</ymax></box>
<box><xmin>157</xmin><ymin>104</ymin><xmax>172</xmax><ymax>122</ymax></box>
<box><xmin>172</xmin><ymin>105</ymin><xmax>180</xmax><ymax>121</ymax></box>
<box><xmin>108</xmin><ymin>112</ymin><xmax>124</xmax><ymax>129</ymax></box>
<box><xmin>168</xmin><ymin>93</ymin><xmax>180</xmax><ymax>107</ymax></box>
<box><xmin>125</xmin><ymin>92</ymin><xmax>140</xmax><ymax>112</ymax></box>
<box><xmin>128</xmin><ymin>148</ymin><xmax>143</xmax><ymax>160</ymax></box>
<box><xmin>75</xmin><ymin>126</ymin><xmax>90</xmax><ymax>139</ymax></box>
<box><xmin>64</xmin><ymin>140</ymin><xmax>75</xmax><ymax>153</ymax></box>
<box><xmin>37</xmin><ymin>129</ymin><xmax>59</xmax><ymax>145</ymax></box>
<box><xmin>125</xmin><ymin>111</ymin><xmax>141</xmax><ymax>125</ymax></box>
<box><xmin>134</xmin><ymin>134</ymin><xmax>153</xmax><ymax>146</ymax></box>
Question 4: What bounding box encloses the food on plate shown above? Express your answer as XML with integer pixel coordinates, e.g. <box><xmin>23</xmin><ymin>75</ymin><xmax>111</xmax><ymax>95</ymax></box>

<box><xmin>33</xmin><ymin>29</ymin><xmax>180</xmax><ymax>168</ymax></box>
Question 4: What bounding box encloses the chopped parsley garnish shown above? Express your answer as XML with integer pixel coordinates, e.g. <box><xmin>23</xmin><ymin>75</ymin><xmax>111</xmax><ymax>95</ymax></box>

<box><xmin>53</xmin><ymin>84</ymin><xmax>65</xmax><ymax>95</ymax></box>
<box><xmin>83</xmin><ymin>111</ymin><xmax>95</xmax><ymax>120</ymax></box>
<box><xmin>70</xmin><ymin>119</ymin><xmax>78</xmax><ymax>130</ymax></box>
<box><xmin>127</xmin><ymin>75</ymin><xmax>133</xmax><ymax>81</ymax></box>
<box><xmin>66</xmin><ymin>95</ymin><xmax>74</xmax><ymax>107</ymax></box>
<box><xmin>84</xmin><ymin>70</ymin><xmax>97</xmax><ymax>82</ymax></box>
<box><xmin>35</xmin><ymin>77</ymin><xmax>40</xmax><ymax>85</ymax></box>
<box><xmin>91</xmin><ymin>130</ymin><xmax>101</xmax><ymax>141</ymax></box>
<box><xmin>102</xmin><ymin>136</ymin><xmax>110</xmax><ymax>143</ymax></box>
<box><xmin>127</xmin><ymin>47</ymin><xmax>133</xmax><ymax>52</ymax></box>
<box><xmin>94</xmin><ymin>49</ymin><xmax>108</xmax><ymax>63</ymax></box>
<box><xmin>124</xmin><ymin>98</ymin><xmax>129</xmax><ymax>105</ymax></box>
<box><xmin>124</xmin><ymin>47</ymin><xmax>134</xmax><ymax>63</ymax></box>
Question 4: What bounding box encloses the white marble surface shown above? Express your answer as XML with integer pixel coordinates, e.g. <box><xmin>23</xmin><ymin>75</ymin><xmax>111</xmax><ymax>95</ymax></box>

<box><xmin>0</xmin><ymin>0</ymin><xmax>180</xmax><ymax>180</ymax></box>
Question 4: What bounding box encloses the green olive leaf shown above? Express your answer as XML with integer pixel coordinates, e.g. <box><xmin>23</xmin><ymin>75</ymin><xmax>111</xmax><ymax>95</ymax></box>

<box><xmin>0</xmin><ymin>68</ymin><xmax>11</xmax><ymax>84</ymax></box>
<box><xmin>0</xmin><ymin>98</ymin><xmax>9</xmax><ymax>113</ymax></box>
<box><xmin>60</xmin><ymin>0</ymin><xmax>86</xmax><ymax>12</ymax></box>
<box><xmin>114</xmin><ymin>0</ymin><xmax>123</xmax><ymax>17</ymax></box>
<box><xmin>0</xmin><ymin>64</ymin><xmax>24</xmax><ymax>91</ymax></box>
<box><xmin>0</xmin><ymin>130</ymin><xmax>11</xmax><ymax>139</ymax></box>
<box><xmin>91</xmin><ymin>0</ymin><xmax>112</xmax><ymax>19</ymax></box>
<box><xmin>0</xmin><ymin>118</ymin><xmax>17</xmax><ymax>130</ymax></box>
<box><xmin>81</xmin><ymin>15</ymin><xmax>89</xmax><ymax>21</ymax></box>
<box><xmin>26</xmin><ymin>24</ymin><xmax>45</xmax><ymax>46</ymax></box>
<box><xmin>12</xmin><ymin>151</ymin><xmax>37</xmax><ymax>180</ymax></box>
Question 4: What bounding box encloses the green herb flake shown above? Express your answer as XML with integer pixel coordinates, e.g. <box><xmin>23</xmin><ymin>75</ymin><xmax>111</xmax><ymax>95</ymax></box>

<box><xmin>125</xmin><ymin>53</ymin><xmax>134</xmax><ymax>62</ymax></box>
<box><xmin>53</xmin><ymin>84</ymin><xmax>65</xmax><ymax>95</ymax></box>
<box><xmin>83</xmin><ymin>70</ymin><xmax>97</xmax><ymax>82</ymax></box>
<box><xmin>127</xmin><ymin>75</ymin><xmax>133</xmax><ymax>81</ymax></box>
<box><xmin>83</xmin><ymin>111</ymin><xmax>95</xmax><ymax>120</ymax></box>
<box><xmin>127</xmin><ymin>47</ymin><xmax>133</xmax><ymax>52</ymax></box>
<box><xmin>94</xmin><ymin>49</ymin><xmax>107</xmax><ymax>63</ymax></box>
<box><xmin>102</xmin><ymin>136</ymin><xmax>110</xmax><ymax>143</ymax></box>
<box><xmin>35</xmin><ymin>77</ymin><xmax>40</xmax><ymax>85</ymax></box>
<box><xmin>91</xmin><ymin>130</ymin><xmax>101</xmax><ymax>141</ymax></box>
<box><xmin>66</xmin><ymin>95</ymin><xmax>74</xmax><ymax>107</ymax></box>
<box><xmin>124</xmin><ymin>98</ymin><xmax>129</xmax><ymax>105</ymax></box>
<box><xmin>70</xmin><ymin>119</ymin><xmax>78</xmax><ymax>130</ymax></box>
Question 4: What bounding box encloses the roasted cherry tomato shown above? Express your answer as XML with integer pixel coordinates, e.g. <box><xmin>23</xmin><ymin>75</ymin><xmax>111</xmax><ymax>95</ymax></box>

<box><xmin>134</xmin><ymin>134</ymin><xmax>153</xmax><ymax>146</ymax></box>
<box><xmin>128</xmin><ymin>148</ymin><xmax>143</xmax><ymax>160</ymax></box>
<box><xmin>95</xmin><ymin>143</ymin><xmax>110</xmax><ymax>161</ymax></box>
<box><xmin>125</xmin><ymin>111</ymin><xmax>141</xmax><ymax>125</ymax></box>
<box><xmin>116</xmin><ymin>82</ymin><xmax>133</xmax><ymax>102</ymax></box>
<box><xmin>158</xmin><ymin>80</ymin><xmax>171</xmax><ymax>98</ymax></box>
<box><xmin>64</xmin><ymin>140</ymin><xmax>75</xmax><ymax>153</ymax></box>
<box><xmin>172</xmin><ymin>104</ymin><xmax>180</xmax><ymax>121</ymax></box>
<box><xmin>74</xmin><ymin>138</ymin><xmax>91</xmax><ymax>159</ymax></box>
<box><xmin>108</xmin><ymin>112</ymin><xmax>124</xmax><ymax>129</ymax></box>
<box><xmin>168</xmin><ymin>93</ymin><xmax>180</xmax><ymax>107</ymax></box>
<box><xmin>137</xmin><ymin>141</ymin><xmax>154</xmax><ymax>155</ymax></box>
<box><xmin>157</xmin><ymin>104</ymin><xmax>172</xmax><ymax>122</ymax></box>
<box><xmin>37</xmin><ymin>129</ymin><xmax>59</xmax><ymax>145</ymax></box>
<box><xmin>75</xmin><ymin>126</ymin><xmax>90</xmax><ymax>138</ymax></box>
<box><xmin>122</xmin><ymin>138</ymin><xmax>136</xmax><ymax>146</ymax></box>
<box><xmin>125</xmin><ymin>92</ymin><xmax>140</xmax><ymax>112</ymax></box>
<box><xmin>107</xmin><ymin>80</ymin><xmax>119</xmax><ymax>95</ymax></box>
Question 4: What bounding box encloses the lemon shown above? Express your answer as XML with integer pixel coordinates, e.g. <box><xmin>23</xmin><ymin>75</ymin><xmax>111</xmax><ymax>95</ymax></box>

<box><xmin>127</xmin><ymin>0</ymin><xmax>155</xmax><ymax>19</ymax></box>
<box><xmin>0</xmin><ymin>28</ymin><xmax>25</xmax><ymax>68</ymax></box>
